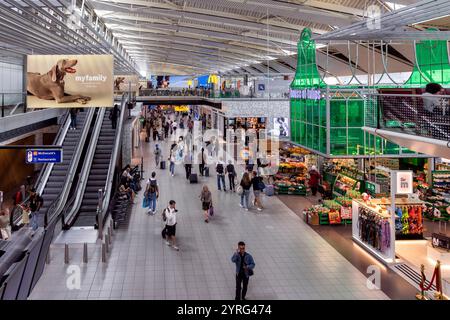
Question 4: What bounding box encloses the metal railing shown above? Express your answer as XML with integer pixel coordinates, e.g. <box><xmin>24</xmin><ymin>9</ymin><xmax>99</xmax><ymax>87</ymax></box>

<box><xmin>10</xmin><ymin>111</ymin><xmax>70</xmax><ymax>228</ymax></box>
<box><xmin>62</xmin><ymin>108</ymin><xmax>105</xmax><ymax>228</ymax></box>
<box><xmin>366</xmin><ymin>93</ymin><xmax>450</xmax><ymax>141</ymax></box>
<box><xmin>138</xmin><ymin>88</ymin><xmax>289</xmax><ymax>99</ymax></box>
<box><xmin>1</xmin><ymin>93</ymin><xmax>26</xmax><ymax>117</ymax></box>
<box><xmin>101</xmin><ymin>94</ymin><xmax>128</xmax><ymax>228</ymax></box>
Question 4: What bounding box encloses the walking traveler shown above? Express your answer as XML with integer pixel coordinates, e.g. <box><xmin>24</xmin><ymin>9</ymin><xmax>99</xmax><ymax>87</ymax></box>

<box><xmin>216</xmin><ymin>160</ymin><xmax>226</xmax><ymax>191</ymax></box>
<box><xmin>169</xmin><ymin>147</ymin><xmax>176</xmax><ymax>177</ymax></box>
<box><xmin>144</xmin><ymin>172</ymin><xmax>159</xmax><ymax>214</ymax></box>
<box><xmin>226</xmin><ymin>160</ymin><xmax>236</xmax><ymax>192</ymax></box>
<box><xmin>251</xmin><ymin>171</ymin><xmax>264</xmax><ymax>211</ymax></box>
<box><xmin>239</xmin><ymin>173</ymin><xmax>252</xmax><ymax>211</ymax></box>
<box><xmin>28</xmin><ymin>188</ymin><xmax>43</xmax><ymax>230</ymax></box>
<box><xmin>109</xmin><ymin>104</ymin><xmax>120</xmax><ymax>129</ymax></box>
<box><xmin>231</xmin><ymin>241</ymin><xmax>255</xmax><ymax>301</ymax></box>
<box><xmin>308</xmin><ymin>165</ymin><xmax>321</xmax><ymax>196</ymax></box>
<box><xmin>199</xmin><ymin>185</ymin><xmax>212</xmax><ymax>223</ymax></box>
<box><xmin>163</xmin><ymin>200</ymin><xmax>179</xmax><ymax>251</ymax></box>
<box><xmin>199</xmin><ymin>147</ymin><xmax>206</xmax><ymax>176</ymax></box>
<box><xmin>154</xmin><ymin>144</ymin><xmax>162</xmax><ymax>167</ymax></box>
<box><xmin>69</xmin><ymin>108</ymin><xmax>78</xmax><ymax>130</ymax></box>
<box><xmin>184</xmin><ymin>151</ymin><xmax>193</xmax><ymax>180</ymax></box>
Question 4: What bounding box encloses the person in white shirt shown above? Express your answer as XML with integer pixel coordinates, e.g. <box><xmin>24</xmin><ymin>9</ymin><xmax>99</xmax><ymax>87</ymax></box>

<box><xmin>163</xmin><ymin>200</ymin><xmax>179</xmax><ymax>251</ymax></box>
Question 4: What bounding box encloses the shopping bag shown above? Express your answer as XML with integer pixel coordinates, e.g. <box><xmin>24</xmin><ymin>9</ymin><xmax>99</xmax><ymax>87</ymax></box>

<box><xmin>142</xmin><ymin>196</ymin><xmax>150</xmax><ymax>208</ymax></box>
<box><xmin>208</xmin><ymin>205</ymin><xmax>214</xmax><ymax>217</ymax></box>
<box><xmin>236</xmin><ymin>185</ymin><xmax>243</xmax><ymax>195</ymax></box>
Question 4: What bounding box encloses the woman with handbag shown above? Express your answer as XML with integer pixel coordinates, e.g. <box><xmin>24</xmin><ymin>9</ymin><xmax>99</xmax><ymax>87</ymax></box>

<box><xmin>239</xmin><ymin>172</ymin><xmax>252</xmax><ymax>211</ymax></box>
<box><xmin>200</xmin><ymin>185</ymin><xmax>212</xmax><ymax>223</ymax></box>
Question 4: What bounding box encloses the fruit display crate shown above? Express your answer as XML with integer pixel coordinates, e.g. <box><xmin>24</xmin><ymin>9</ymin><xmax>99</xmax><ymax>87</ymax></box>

<box><xmin>319</xmin><ymin>213</ymin><xmax>329</xmax><ymax>225</ymax></box>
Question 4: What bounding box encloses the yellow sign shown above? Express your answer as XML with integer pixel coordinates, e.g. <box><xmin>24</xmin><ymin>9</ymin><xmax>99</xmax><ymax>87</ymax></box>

<box><xmin>175</xmin><ymin>106</ymin><xmax>189</xmax><ymax>112</ymax></box>
<box><xmin>208</xmin><ymin>74</ymin><xmax>219</xmax><ymax>84</ymax></box>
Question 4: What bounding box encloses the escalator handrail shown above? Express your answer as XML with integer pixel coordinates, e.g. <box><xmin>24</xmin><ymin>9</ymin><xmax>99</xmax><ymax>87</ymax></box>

<box><xmin>62</xmin><ymin>108</ymin><xmax>106</xmax><ymax>227</ymax></box>
<box><xmin>11</xmin><ymin>111</ymin><xmax>70</xmax><ymax>227</ymax></box>
<box><xmin>45</xmin><ymin>108</ymin><xmax>96</xmax><ymax>225</ymax></box>
<box><xmin>101</xmin><ymin>94</ymin><xmax>128</xmax><ymax>217</ymax></box>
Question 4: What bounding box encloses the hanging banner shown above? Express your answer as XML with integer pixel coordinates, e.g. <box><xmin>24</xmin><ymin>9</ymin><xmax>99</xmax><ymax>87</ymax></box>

<box><xmin>27</xmin><ymin>55</ymin><xmax>113</xmax><ymax>108</ymax></box>
<box><xmin>395</xmin><ymin>171</ymin><xmax>413</xmax><ymax>194</ymax></box>
<box><xmin>114</xmin><ymin>75</ymin><xmax>140</xmax><ymax>95</ymax></box>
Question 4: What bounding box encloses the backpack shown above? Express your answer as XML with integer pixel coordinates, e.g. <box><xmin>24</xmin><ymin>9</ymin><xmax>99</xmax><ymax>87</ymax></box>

<box><xmin>216</xmin><ymin>164</ymin><xmax>224</xmax><ymax>174</ymax></box>
<box><xmin>162</xmin><ymin>207</ymin><xmax>168</xmax><ymax>222</ymax></box>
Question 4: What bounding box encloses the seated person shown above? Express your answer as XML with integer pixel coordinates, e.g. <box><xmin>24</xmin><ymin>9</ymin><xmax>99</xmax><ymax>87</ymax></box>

<box><xmin>119</xmin><ymin>184</ymin><xmax>134</xmax><ymax>202</ymax></box>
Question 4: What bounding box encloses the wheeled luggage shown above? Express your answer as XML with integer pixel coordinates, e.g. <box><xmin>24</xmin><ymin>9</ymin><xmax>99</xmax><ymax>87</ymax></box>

<box><xmin>189</xmin><ymin>173</ymin><xmax>198</xmax><ymax>183</ymax></box>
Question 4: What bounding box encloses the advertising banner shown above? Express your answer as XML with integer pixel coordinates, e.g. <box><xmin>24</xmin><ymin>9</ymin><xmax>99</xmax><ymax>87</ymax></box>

<box><xmin>395</xmin><ymin>171</ymin><xmax>413</xmax><ymax>194</ymax></box>
<box><xmin>273</xmin><ymin>117</ymin><xmax>289</xmax><ymax>137</ymax></box>
<box><xmin>139</xmin><ymin>80</ymin><xmax>148</xmax><ymax>89</ymax></box>
<box><xmin>27</xmin><ymin>55</ymin><xmax>113</xmax><ymax>108</ymax></box>
<box><xmin>114</xmin><ymin>75</ymin><xmax>140</xmax><ymax>95</ymax></box>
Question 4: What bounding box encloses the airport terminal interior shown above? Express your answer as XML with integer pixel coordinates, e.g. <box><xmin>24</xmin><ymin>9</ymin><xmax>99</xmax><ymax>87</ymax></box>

<box><xmin>0</xmin><ymin>0</ymin><xmax>450</xmax><ymax>301</ymax></box>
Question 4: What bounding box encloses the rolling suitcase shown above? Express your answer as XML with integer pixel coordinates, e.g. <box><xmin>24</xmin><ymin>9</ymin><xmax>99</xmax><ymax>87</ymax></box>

<box><xmin>189</xmin><ymin>173</ymin><xmax>198</xmax><ymax>183</ymax></box>
<box><xmin>204</xmin><ymin>167</ymin><xmax>210</xmax><ymax>177</ymax></box>
<box><xmin>160</xmin><ymin>160</ymin><xmax>166</xmax><ymax>170</ymax></box>
<box><xmin>265</xmin><ymin>185</ymin><xmax>275</xmax><ymax>196</ymax></box>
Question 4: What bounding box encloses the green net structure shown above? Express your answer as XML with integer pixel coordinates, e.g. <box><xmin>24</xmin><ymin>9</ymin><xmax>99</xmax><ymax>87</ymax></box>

<box><xmin>405</xmin><ymin>29</ymin><xmax>450</xmax><ymax>87</ymax></box>
<box><xmin>289</xmin><ymin>28</ymin><xmax>448</xmax><ymax>157</ymax></box>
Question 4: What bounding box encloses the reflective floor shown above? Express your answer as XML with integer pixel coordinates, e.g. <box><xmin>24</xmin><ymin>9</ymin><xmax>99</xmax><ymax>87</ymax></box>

<box><xmin>30</xmin><ymin>136</ymin><xmax>389</xmax><ymax>300</ymax></box>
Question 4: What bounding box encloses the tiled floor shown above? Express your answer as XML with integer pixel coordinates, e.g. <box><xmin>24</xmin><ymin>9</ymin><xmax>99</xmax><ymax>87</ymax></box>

<box><xmin>29</xmin><ymin>135</ymin><xmax>388</xmax><ymax>300</ymax></box>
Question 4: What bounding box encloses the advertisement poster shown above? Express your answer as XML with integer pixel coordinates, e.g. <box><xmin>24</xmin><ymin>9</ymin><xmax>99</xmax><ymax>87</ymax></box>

<box><xmin>27</xmin><ymin>55</ymin><xmax>113</xmax><ymax>108</ymax></box>
<box><xmin>139</xmin><ymin>80</ymin><xmax>148</xmax><ymax>90</ymax></box>
<box><xmin>273</xmin><ymin>117</ymin><xmax>289</xmax><ymax>137</ymax></box>
<box><xmin>395</xmin><ymin>171</ymin><xmax>413</xmax><ymax>194</ymax></box>
<box><xmin>114</xmin><ymin>75</ymin><xmax>140</xmax><ymax>95</ymax></box>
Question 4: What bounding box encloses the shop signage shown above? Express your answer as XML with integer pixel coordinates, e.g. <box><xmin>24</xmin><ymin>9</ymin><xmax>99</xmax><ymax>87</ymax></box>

<box><xmin>26</xmin><ymin>149</ymin><xmax>62</xmax><ymax>164</ymax></box>
<box><xmin>395</xmin><ymin>171</ymin><xmax>413</xmax><ymax>194</ymax></box>
<box><xmin>175</xmin><ymin>106</ymin><xmax>189</xmax><ymax>112</ymax></box>
<box><xmin>365</xmin><ymin>181</ymin><xmax>378</xmax><ymax>196</ymax></box>
<box><xmin>289</xmin><ymin>89</ymin><xmax>321</xmax><ymax>100</ymax></box>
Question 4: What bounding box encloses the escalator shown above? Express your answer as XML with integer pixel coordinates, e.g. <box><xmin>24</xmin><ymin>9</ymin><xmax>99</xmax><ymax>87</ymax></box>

<box><xmin>63</xmin><ymin>96</ymin><xmax>127</xmax><ymax>229</ymax></box>
<box><xmin>35</xmin><ymin>111</ymin><xmax>88</xmax><ymax>220</ymax></box>
<box><xmin>12</xmin><ymin>108</ymin><xmax>94</xmax><ymax>227</ymax></box>
<box><xmin>73</xmin><ymin>109</ymin><xmax>116</xmax><ymax>227</ymax></box>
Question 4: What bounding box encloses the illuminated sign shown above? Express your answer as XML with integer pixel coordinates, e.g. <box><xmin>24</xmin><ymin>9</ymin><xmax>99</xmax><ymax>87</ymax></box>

<box><xmin>290</xmin><ymin>89</ymin><xmax>321</xmax><ymax>100</ymax></box>
<box><xmin>26</xmin><ymin>149</ymin><xmax>63</xmax><ymax>164</ymax></box>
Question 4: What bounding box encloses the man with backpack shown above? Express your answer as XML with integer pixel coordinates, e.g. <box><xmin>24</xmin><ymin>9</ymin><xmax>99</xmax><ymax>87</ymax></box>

<box><xmin>216</xmin><ymin>160</ymin><xmax>227</xmax><ymax>191</ymax></box>
<box><xmin>145</xmin><ymin>172</ymin><xmax>159</xmax><ymax>215</ymax></box>
<box><xmin>162</xmin><ymin>200</ymin><xmax>179</xmax><ymax>251</ymax></box>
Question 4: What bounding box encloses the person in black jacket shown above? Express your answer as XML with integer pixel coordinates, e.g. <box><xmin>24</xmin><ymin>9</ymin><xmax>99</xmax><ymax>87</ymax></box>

<box><xmin>216</xmin><ymin>161</ymin><xmax>226</xmax><ymax>191</ymax></box>
<box><xmin>250</xmin><ymin>172</ymin><xmax>264</xmax><ymax>211</ymax></box>
<box><xmin>226</xmin><ymin>161</ymin><xmax>236</xmax><ymax>192</ymax></box>
<box><xmin>110</xmin><ymin>104</ymin><xmax>120</xmax><ymax>129</ymax></box>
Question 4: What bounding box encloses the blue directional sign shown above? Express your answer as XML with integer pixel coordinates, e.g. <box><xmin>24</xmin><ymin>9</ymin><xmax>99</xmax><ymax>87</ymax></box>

<box><xmin>26</xmin><ymin>149</ymin><xmax>63</xmax><ymax>164</ymax></box>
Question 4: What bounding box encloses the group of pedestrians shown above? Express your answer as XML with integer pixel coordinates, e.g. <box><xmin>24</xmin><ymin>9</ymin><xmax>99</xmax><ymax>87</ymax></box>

<box><xmin>140</xmin><ymin>107</ymin><xmax>257</xmax><ymax>300</ymax></box>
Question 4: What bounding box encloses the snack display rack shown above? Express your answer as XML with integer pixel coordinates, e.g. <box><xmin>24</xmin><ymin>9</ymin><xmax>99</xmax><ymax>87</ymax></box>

<box><xmin>275</xmin><ymin>143</ymin><xmax>310</xmax><ymax>196</ymax></box>
<box><xmin>423</xmin><ymin>171</ymin><xmax>450</xmax><ymax>222</ymax></box>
